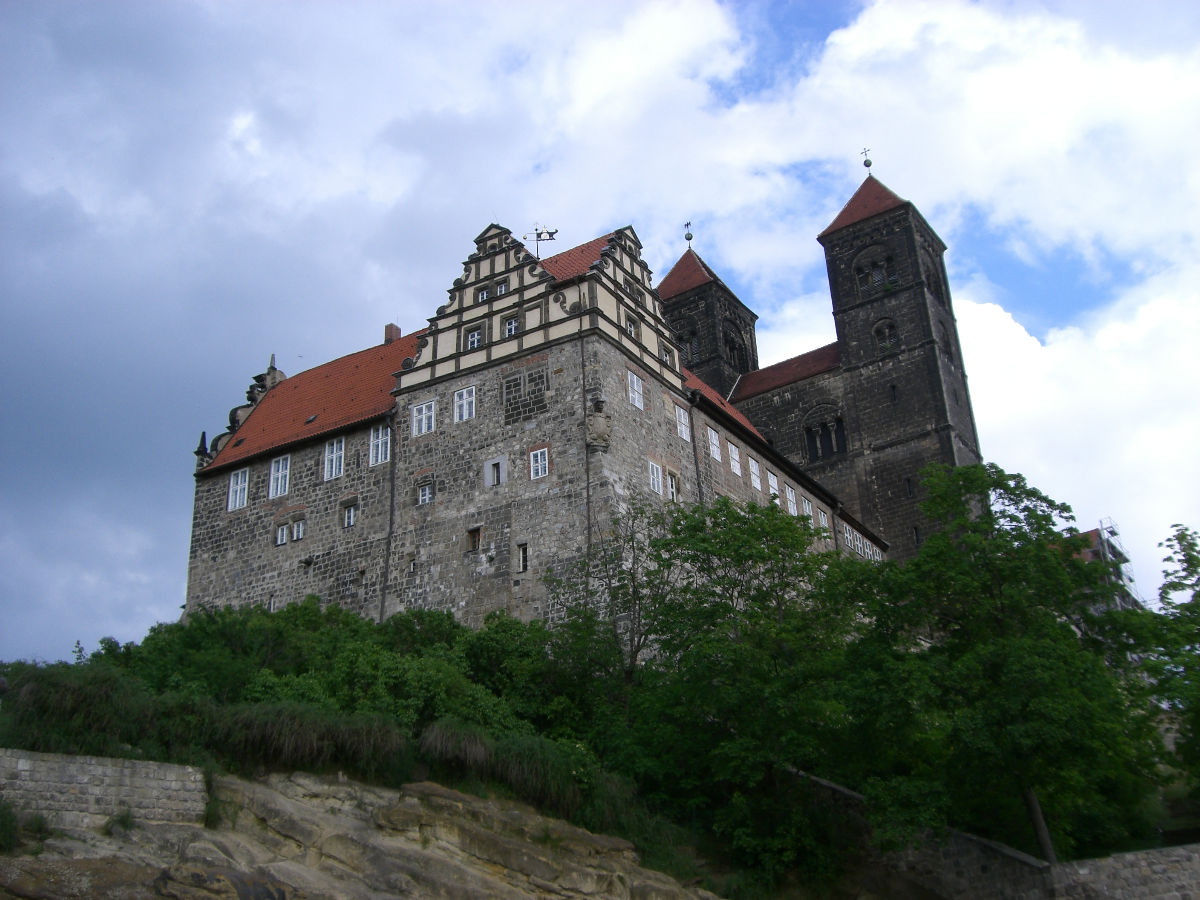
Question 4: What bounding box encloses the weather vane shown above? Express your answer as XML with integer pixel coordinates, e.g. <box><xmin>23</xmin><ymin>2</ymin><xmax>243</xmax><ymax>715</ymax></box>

<box><xmin>684</xmin><ymin>221</ymin><xmax>693</xmax><ymax>248</ymax></box>
<box><xmin>861</xmin><ymin>147</ymin><xmax>872</xmax><ymax>169</ymax></box>
<box><xmin>522</xmin><ymin>224</ymin><xmax>558</xmax><ymax>258</ymax></box>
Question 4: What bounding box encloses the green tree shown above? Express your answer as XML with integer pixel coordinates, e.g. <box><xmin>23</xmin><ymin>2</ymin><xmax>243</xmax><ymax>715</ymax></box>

<box><xmin>866</xmin><ymin>464</ymin><xmax>1161</xmax><ymax>860</ymax></box>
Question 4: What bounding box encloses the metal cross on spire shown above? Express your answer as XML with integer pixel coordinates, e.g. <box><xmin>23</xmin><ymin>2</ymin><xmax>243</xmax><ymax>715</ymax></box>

<box><xmin>861</xmin><ymin>147</ymin><xmax>873</xmax><ymax>169</ymax></box>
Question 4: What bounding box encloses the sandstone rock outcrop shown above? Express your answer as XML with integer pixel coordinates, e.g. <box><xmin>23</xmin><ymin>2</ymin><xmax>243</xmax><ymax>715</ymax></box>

<box><xmin>0</xmin><ymin>772</ymin><xmax>721</xmax><ymax>899</ymax></box>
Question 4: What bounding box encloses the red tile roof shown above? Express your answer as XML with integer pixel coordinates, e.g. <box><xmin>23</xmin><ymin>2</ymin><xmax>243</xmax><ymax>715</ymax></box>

<box><xmin>202</xmin><ymin>330</ymin><xmax>425</xmax><ymax>474</ymax></box>
<box><xmin>683</xmin><ymin>367</ymin><xmax>764</xmax><ymax>440</ymax></box>
<box><xmin>818</xmin><ymin>175</ymin><xmax>907</xmax><ymax>238</ymax></box>
<box><xmin>729</xmin><ymin>342</ymin><xmax>841</xmax><ymax>402</ymax></box>
<box><xmin>539</xmin><ymin>234</ymin><xmax>614</xmax><ymax>282</ymax></box>
<box><xmin>657</xmin><ymin>248</ymin><xmax>717</xmax><ymax>299</ymax></box>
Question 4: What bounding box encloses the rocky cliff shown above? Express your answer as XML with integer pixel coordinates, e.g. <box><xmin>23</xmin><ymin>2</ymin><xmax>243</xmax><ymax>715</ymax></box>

<box><xmin>0</xmin><ymin>772</ymin><xmax>721</xmax><ymax>899</ymax></box>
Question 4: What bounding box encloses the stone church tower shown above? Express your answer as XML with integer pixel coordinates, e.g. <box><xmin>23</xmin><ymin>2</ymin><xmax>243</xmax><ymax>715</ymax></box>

<box><xmin>663</xmin><ymin>175</ymin><xmax>981</xmax><ymax>559</ymax></box>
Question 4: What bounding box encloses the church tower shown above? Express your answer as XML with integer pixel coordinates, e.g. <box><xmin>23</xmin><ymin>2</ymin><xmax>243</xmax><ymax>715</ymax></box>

<box><xmin>658</xmin><ymin>248</ymin><xmax>758</xmax><ymax>398</ymax></box>
<box><xmin>816</xmin><ymin>175</ymin><xmax>981</xmax><ymax>554</ymax></box>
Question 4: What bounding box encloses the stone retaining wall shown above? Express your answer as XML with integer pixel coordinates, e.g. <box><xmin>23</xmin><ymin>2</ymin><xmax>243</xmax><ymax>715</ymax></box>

<box><xmin>0</xmin><ymin>748</ymin><xmax>206</xmax><ymax>829</ymax></box>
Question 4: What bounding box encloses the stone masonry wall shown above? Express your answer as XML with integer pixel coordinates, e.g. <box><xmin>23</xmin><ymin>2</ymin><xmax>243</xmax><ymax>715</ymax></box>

<box><xmin>0</xmin><ymin>748</ymin><xmax>206</xmax><ymax>829</ymax></box>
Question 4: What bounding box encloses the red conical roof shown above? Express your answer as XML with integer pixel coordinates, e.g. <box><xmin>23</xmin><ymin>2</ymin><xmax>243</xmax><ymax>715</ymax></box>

<box><xmin>818</xmin><ymin>175</ymin><xmax>907</xmax><ymax>238</ymax></box>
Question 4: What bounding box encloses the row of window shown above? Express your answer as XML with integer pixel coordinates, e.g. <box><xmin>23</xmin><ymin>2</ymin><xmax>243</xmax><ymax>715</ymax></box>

<box><xmin>415</xmin><ymin>447</ymin><xmax>550</xmax><ymax>507</ymax></box>
<box><xmin>272</xmin><ymin>504</ymin><xmax>359</xmax><ymax>546</ymax></box>
<box><xmin>411</xmin><ymin>385</ymin><xmax>475</xmax><ymax>437</ymax></box>
<box><xmin>463</xmin><ymin>313</ymin><xmax>522</xmax><ymax>351</ymax></box>
<box><xmin>227</xmin><ymin>425</ymin><xmax>390</xmax><ymax>510</ymax></box>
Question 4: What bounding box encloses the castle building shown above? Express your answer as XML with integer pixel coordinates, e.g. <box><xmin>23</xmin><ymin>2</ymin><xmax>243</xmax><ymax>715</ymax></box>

<box><xmin>187</xmin><ymin>176</ymin><xmax>975</xmax><ymax>622</ymax></box>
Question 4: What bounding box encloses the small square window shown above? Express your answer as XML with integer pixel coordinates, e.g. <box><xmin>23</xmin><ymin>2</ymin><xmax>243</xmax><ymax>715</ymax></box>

<box><xmin>344</xmin><ymin>505</ymin><xmax>358</xmax><ymax>527</ymax></box>
<box><xmin>486</xmin><ymin>459</ymin><xmax>505</xmax><ymax>487</ymax></box>
<box><xmin>454</xmin><ymin>386</ymin><xmax>476</xmax><ymax>422</ymax></box>
<box><xmin>291</xmin><ymin>520</ymin><xmax>305</xmax><ymax>541</ymax></box>
<box><xmin>369</xmin><ymin>424</ymin><xmax>391</xmax><ymax>466</ymax></box>
<box><xmin>275</xmin><ymin>524</ymin><xmax>289</xmax><ymax>546</ymax></box>
<box><xmin>495</xmin><ymin>280</ymin><xmax>508</xmax><ymax>295</ymax></box>
<box><xmin>660</xmin><ymin>345</ymin><xmax>675</xmax><ymax>369</ymax></box>
<box><xmin>505</xmin><ymin>316</ymin><xmax>520</xmax><ymax>337</ymax></box>
<box><xmin>227</xmin><ymin>468</ymin><xmax>248</xmax><ymax>510</ymax></box>
<box><xmin>417</xmin><ymin>484</ymin><xmax>433</xmax><ymax>506</ymax></box>
<box><xmin>476</xmin><ymin>287</ymin><xmax>489</xmax><ymax>304</ymax></box>
<box><xmin>530</xmin><ymin>447</ymin><xmax>549</xmax><ymax>480</ymax></box>
<box><xmin>627</xmin><ymin>371</ymin><xmax>644</xmax><ymax>410</ymax></box>
<box><xmin>625</xmin><ymin>315</ymin><xmax>639</xmax><ymax>339</ymax></box>
<box><xmin>465</xmin><ymin>328</ymin><xmax>483</xmax><ymax>350</ymax></box>
<box><xmin>412</xmin><ymin>400</ymin><xmax>435</xmax><ymax>436</ymax></box>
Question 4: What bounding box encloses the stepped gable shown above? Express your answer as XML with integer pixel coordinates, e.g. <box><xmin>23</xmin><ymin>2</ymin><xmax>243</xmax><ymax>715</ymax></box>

<box><xmin>729</xmin><ymin>342</ymin><xmax>840</xmax><ymax>403</ymax></box>
<box><xmin>204</xmin><ymin>329</ymin><xmax>424</xmax><ymax>472</ymax></box>
<box><xmin>657</xmin><ymin>248</ymin><xmax>724</xmax><ymax>299</ymax></box>
<box><xmin>684</xmin><ymin>367</ymin><xmax>764</xmax><ymax>440</ymax></box>
<box><xmin>539</xmin><ymin>233</ymin><xmax>616</xmax><ymax>282</ymax></box>
<box><xmin>817</xmin><ymin>174</ymin><xmax>908</xmax><ymax>238</ymax></box>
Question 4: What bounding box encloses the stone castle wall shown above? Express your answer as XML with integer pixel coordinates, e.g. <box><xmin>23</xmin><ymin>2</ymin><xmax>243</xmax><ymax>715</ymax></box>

<box><xmin>0</xmin><ymin>747</ymin><xmax>206</xmax><ymax>829</ymax></box>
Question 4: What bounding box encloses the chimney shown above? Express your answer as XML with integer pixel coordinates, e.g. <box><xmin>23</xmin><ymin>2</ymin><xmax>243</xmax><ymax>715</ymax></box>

<box><xmin>384</xmin><ymin>323</ymin><xmax>402</xmax><ymax>344</ymax></box>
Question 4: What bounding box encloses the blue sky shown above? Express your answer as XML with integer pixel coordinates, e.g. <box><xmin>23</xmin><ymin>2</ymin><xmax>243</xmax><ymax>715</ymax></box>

<box><xmin>2</xmin><ymin>0</ymin><xmax>1198</xmax><ymax>661</ymax></box>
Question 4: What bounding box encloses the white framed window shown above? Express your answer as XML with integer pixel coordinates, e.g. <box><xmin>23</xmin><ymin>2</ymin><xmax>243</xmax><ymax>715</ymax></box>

<box><xmin>504</xmin><ymin>316</ymin><xmax>520</xmax><ymax>337</ymax></box>
<box><xmin>627</xmin><ymin>371</ymin><xmax>644</xmax><ymax>410</ymax></box>
<box><xmin>417</xmin><ymin>485</ymin><xmax>433</xmax><ymax>506</ymax></box>
<box><xmin>802</xmin><ymin>497</ymin><xmax>813</xmax><ymax>518</ymax></box>
<box><xmin>675</xmin><ymin>405</ymin><xmax>690</xmax><ymax>441</ymax></box>
<box><xmin>530</xmin><ymin>447</ymin><xmax>549</xmax><ymax>480</ymax></box>
<box><xmin>227</xmin><ymin>468</ymin><xmax>248</xmax><ymax>510</ymax></box>
<box><xmin>412</xmin><ymin>400</ymin><xmax>435</xmax><ymax>436</ymax></box>
<box><xmin>767</xmin><ymin>472</ymin><xmax>779</xmax><ymax>502</ymax></box>
<box><xmin>465</xmin><ymin>327</ymin><xmax>483</xmax><ymax>350</ymax></box>
<box><xmin>275</xmin><ymin>524</ymin><xmax>289</xmax><ymax>546</ymax></box>
<box><xmin>667</xmin><ymin>471</ymin><xmax>679</xmax><ymax>502</ymax></box>
<box><xmin>818</xmin><ymin>509</ymin><xmax>829</xmax><ymax>528</ymax></box>
<box><xmin>625</xmin><ymin>315</ymin><xmax>639</xmax><ymax>339</ymax></box>
<box><xmin>844</xmin><ymin>523</ymin><xmax>854</xmax><ymax>545</ymax></box>
<box><xmin>344</xmin><ymin>504</ymin><xmax>358</xmax><ymax>527</ymax></box>
<box><xmin>269</xmin><ymin>455</ymin><xmax>290</xmax><ymax>498</ymax></box>
<box><xmin>728</xmin><ymin>443</ymin><xmax>742</xmax><ymax>476</ymax></box>
<box><xmin>855</xmin><ymin>532</ymin><xmax>865</xmax><ymax>555</ymax></box>
<box><xmin>661</xmin><ymin>345</ymin><xmax>675</xmax><ymax>369</ymax></box>
<box><xmin>707</xmin><ymin>426</ymin><xmax>721</xmax><ymax>461</ymax></box>
<box><xmin>495</xmin><ymin>279</ymin><xmax>508</xmax><ymax>296</ymax></box>
<box><xmin>369</xmin><ymin>424</ymin><xmax>390</xmax><ymax>466</ymax></box>
<box><xmin>749</xmin><ymin>458</ymin><xmax>762</xmax><ymax>491</ymax></box>
<box><xmin>516</xmin><ymin>543</ymin><xmax>529</xmax><ymax>573</ymax></box>
<box><xmin>291</xmin><ymin>520</ymin><xmax>305</xmax><ymax>541</ymax></box>
<box><xmin>648</xmin><ymin>460</ymin><xmax>663</xmax><ymax>494</ymax></box>
<box><xmin>475</xmin><ymin>287</ymin><xmax>489</xmax><ymax>304</ymax></box>
<box><xmin>454</xmin><ymin>386</ymin><xmax>476</xmax><ymax>422</ymax></box>
<box><xmin>785</xmin><ymin>484</ymin><xmax>798</xmax><ymax>516</ymax></box>
<box><xmin>324</xmin><ymin>436</ymin><xmax>344</xmax><ymax>481</ymax></box>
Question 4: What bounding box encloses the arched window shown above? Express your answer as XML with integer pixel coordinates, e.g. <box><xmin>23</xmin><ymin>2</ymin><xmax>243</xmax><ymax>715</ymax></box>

<box><xmin>801</xmin><ymin>410</ymin><xmax>847</xmax><ymax>464</ymax></box>
<box><xmin>873</xmin><ymin>319</ymin><xmax>899</xmax><ymax>354</ymax></box>
<box><xmin>723</xmin><ymin>322</ymin><xmax>748</xmax><ymax>371</ymax></box>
